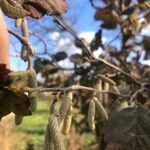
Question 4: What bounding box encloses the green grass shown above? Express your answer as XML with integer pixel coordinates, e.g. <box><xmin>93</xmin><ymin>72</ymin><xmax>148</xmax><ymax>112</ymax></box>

<box><xmin>15</xmin><ymin>100</ymin><xmax>50</xmax><ymax>150</ymax></box>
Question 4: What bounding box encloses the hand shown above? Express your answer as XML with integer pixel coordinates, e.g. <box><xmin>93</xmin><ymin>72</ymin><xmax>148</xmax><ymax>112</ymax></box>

<box><xmin>0</xmin><ymin>9</ymin><xmax>10</xmax><ymax>69</ymax></box>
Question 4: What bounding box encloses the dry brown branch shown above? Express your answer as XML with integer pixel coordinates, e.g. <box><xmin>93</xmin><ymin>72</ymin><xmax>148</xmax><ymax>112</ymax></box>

<box><xmin>53</xmin><ymin>16</ymin><xmax>142</xmax><ymax>86</ymax></box>
<box><xmin>39</xmin><ymin>84</ymin><xmax>130</xmax><ymax>98</ymax></box>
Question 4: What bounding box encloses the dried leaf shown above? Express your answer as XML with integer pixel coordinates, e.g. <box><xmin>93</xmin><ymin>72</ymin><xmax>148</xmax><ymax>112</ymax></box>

<box><xmin>52</xmin><ymin>52</ymin><xmax>67</xmax><ymax>62</ymax></box>
<box><xmin>0</xmin><ymin>0</ymin><xmax>30</xmax><ymax>18</ymax></box>
<box><xmin>22</xmin><ymin>0</ymin><xmax>67</xmax><ymax>19</ymax></box>
<box><xmin>105</xmin><ymin>107</ymin><xmax>150</xmax><ymax>149</ymax></box>
<box><xmin>90</xmin><ymin>29</ymin><xmax>102</xmax><ymax>51</ymax></box>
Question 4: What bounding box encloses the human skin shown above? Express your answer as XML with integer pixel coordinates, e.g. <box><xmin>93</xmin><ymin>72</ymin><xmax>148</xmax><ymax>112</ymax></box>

<box><xmin>0</xmin><ymin>9</ymin><xmax>10</xmax><ymax>69</ymax></box>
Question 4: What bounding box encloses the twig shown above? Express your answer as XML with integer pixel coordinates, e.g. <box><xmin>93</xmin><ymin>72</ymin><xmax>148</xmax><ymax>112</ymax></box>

<box><xmin>130</xmin><ymin>87</ymin><xmax>149</xmax><ymax>102</ymax></box>
<box><xmin>8</xmin><ymin>28</ymin><xmax>30</xmax><ymax>47</ymax></box>
<box><xmin>53</xmin><ymin>16</ymin><xmax>142</xmax><ymax>86</ymax></box>
<box><xmin>30</xmin><ymin>32</ymin><xmax>48</xmax><ymax>54</ymax></box>
<box><xmin>53</xmin><ymin>15</ymin><xmax>94</xmax><ymax>59</ymax></box>
<box><xmin>8</xmin><ymin>28</ymin><xmax>34</xmax><ymax>69</ymax></box>
<box><xmin>39</xmin><ymin>84</ymin><xmax>130</xmax><ymax>98</ymax></box>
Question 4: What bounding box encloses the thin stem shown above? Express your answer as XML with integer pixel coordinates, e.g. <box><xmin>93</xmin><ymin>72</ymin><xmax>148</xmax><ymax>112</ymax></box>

<box><xmin>39</xmin><ymin>84</ymin><xmax>130</xmax><ymax>98</ymax></box>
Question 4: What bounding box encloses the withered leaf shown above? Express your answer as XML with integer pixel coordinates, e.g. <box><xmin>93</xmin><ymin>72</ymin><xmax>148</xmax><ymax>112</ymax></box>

<box><xmin>22</xmin><ymin>0</ymin><xmax>67</xmax><ymax>19</ymax></box>
<box><xmin>95</xmin><ymin>6</ymin><xmax>121</xmax><ymax>29</ymax></box>
<box><xmin>52</xmin><ymin>51</ymin><xmax>67</xmax><ymax>62</ymax></box>
<box><xmin>0</xmin><ymin>86</ymin><xmax>32</xmax><ymax>120</ymax></box>
<box><xmin>90</xmin><ymin>29</ymin><xmax>103</xmax><ymax>51</ymax></box>
<box><xmin>1</xmin><ymin>0</ymin><xmax>67</xmax><ymax>19</ymax></box>
<box><xmin>101</xmin><ymin>22</ymin><xmax>117</xmax><ymax>29</ymax></box>
<box><xmin>104</xmin><ymin>107</ymin><xmax>150</xmax><ymax>150</ymax></box>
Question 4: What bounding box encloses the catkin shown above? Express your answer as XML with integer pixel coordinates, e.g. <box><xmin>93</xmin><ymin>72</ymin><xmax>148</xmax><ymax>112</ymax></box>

<box><xmin>87</xmin><ymin>100</ymin><xmax>95</xmax><ymax>131</ymax></box>
<box><xmin>48</xmin><ymin>114</ymin><xmax>65</xmax><ymax>150</ymax></box>
<box><xmin>99</xmin><ymin>74</ymin><xmax>116</xmax><ymax>86</ymax></box>
<box><xmin>15</xmin><ymin>18</ymin><xmax>23</xmax><ymax>28</ymax></box>
<box><xmin>21</xmin><ymin>18</ymin><xmax>29</xmax><ymax>38</ymax></box>
<box><xmin>59</xmin><ymin>92</ymin><xmax>73</xmax><ymax>122</ymax></box>
<box><xmin>29</xmin><ymin>92</ymin><xmax>37</xmax><ymax>113</ymax></box>
<box><xmin>20</xmin><ymin>18</ymin><xmax>29</xmax><ymax>61</ymax></box>
<box><xmin>20</xmin><ymin>48</ymin><xmax>28</xmax><ymax>62</ymax></box>
<box><xmin>103</xmin><ymin>82</ymin><xmax>110</xmax><ymax>107</ymax></box>
<box><xmin>94</xmin><ymin>97</ymin><xmax>108</xmax><ymax>121</ymax></box>
<box><xmin>44</xmin><ymin>125</ymin><xmax>54</xmax><ymax>150</ymax></box>
<box><xmin>15</xmin><ymin>115</ymin><xmax>23</xmax><ymax>125</ymax></box>
<box><xmin>62</xmin><ymin>104</ymin><xmax>73</xmax><ymax>135</ymax></box>
<box><xmin>50</xmin><ymin>94</ymin><xmax>62</xmax><ymax>117</ymax></box>
<box><xmin>95</xmin><ymin>79</ymin><xmax>103</xmax><ymax>102</ymax></box>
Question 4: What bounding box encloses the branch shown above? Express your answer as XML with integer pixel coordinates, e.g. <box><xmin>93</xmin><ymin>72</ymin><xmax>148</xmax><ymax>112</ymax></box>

<box><xmin>52</xmin><ymin>16</ymin><xmax>142</xmax><ymax>86</ymax></box>
<box><xmin>8</xmin><ymin>28</ymin><xmax>34</xmax><ymax>69</ymax></box>
<box><xmin>39</xmin><ymin>84</ymin><xmax>130</xmax><ymax>98</ymax></box>
<box><xmin>8</xmin><ymin>28</ymin><xmax>30</xmax><ymax>47</ymax></box>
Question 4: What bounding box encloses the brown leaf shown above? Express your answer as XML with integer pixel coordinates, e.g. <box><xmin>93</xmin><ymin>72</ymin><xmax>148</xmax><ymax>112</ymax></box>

<box><xmin>22</xmin><ymin>0</ymin><xmax>67</xmax><ymax>19</ymax></box>
<box><xmin>95</xmin><ymin>6</ymin><xmax>121</xmax><ymax>26</ymax></box>
<box><xmin>101</xmin><ymin>22</ymin><xmax>117</xmax><ymax>29</ymax></box>
<box><xmin>52</xmin><ymin>51</ymin><xmax>67</xmax><ymax>62</ymax></box>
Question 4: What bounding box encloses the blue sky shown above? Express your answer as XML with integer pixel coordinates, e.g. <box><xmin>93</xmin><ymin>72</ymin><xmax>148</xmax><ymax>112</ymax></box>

<box><xmin>4</xmin><ymin>0</ymin><xmax>150</xmax><ymax>70</ymax></box>
<box><xmin>5</xmin><ymin>0</ymin><xmax>101</xmax><ymax>70</ymax></box>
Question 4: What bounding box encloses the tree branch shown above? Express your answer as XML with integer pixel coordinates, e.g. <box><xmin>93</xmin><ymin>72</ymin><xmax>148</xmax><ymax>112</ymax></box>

<box><xmin>39</xmin><ymin>84</ymin><xmax>130</xmax><ymax>98</ymax></box>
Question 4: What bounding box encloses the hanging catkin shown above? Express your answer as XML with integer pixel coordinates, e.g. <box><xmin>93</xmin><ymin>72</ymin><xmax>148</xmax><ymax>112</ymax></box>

<box><xmin>43</xmin><ymin>125</ymin><xmax>54</xmax><ymax>150</ymax></box>
<box><xmin>87</xmin><ymin>99</ymin><xmax>95</xmax><ymax>131</ymax></box>
<box><xmin>94</xmin><ymin>97</ymin><xmax>108</xmax><ymax>121</ymax></box>
<box><xmin>48</xmin><ymin>114</ymin><xmax>65</xmax><ymax>150</ymax></box>
<box><xmin>15</xmin><ymin>18</ymin><xmax>23</xmax><ymax>28</ymax></box>
<box><xmin>59</xmin><ymin>92</ymin><xmax>73</xmax><ymax>122</ymax></box>
<box><xmin>103</xmin><ymin>82</ymin><xmax>110</xmax><ymax>107</ymax></box>
<box><xmin>50</xmin><ymin>94</ymin><xmax>62</xmax><ymax>116</ymax></box>
<box><xmin>15</xmin><ymin>115</ymin><xmax>23</xmax><ymax>125</ymax></box>
<box><xmin>62</xmin><ymin>103</ymin><xmax>73</xmax><ymax>135</ymax></box>
<box><xmin>29</xmin><ymin>91</ymin><xmax>37</xmax><ymax>113</ymax></box>
<box><xmin>95</xmin><ymin>79</ymin><xmax>103</xmax><ymax>103</ymax></box>
<box><xmin>99</xmin><ymin>74</ymin><xmax>116</xmax><ymax>86</ymax></box>
<box><xmin>21</xmin><ymin>18</ymin><xmax>29</xmax><ymax>38</ymax></box>
<box><xmin>20</xmin><ymin>18</ymin><xmax>29</xmax><ymax>61</ymax></box>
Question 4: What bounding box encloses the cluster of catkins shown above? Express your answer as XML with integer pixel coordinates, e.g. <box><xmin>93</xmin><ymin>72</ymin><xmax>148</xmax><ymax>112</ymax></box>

<box><xmin>44</xmin><ymin>92</ymin><xmax>73</xmax><ymax>150</ymax></box>
<box><xmin>43</xmin><ymin>87</ymin><xmax>110</xmax><ymax>150</ymax></box>
<box><xmin>15</xmin><ymin>17</ymin><xmax>35</xmax><ymax>61</ymax></box>
<box><xmin>87</xmin><ymin>96</ymin><xmax>108</xmax><ymax>131</ymax></box>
